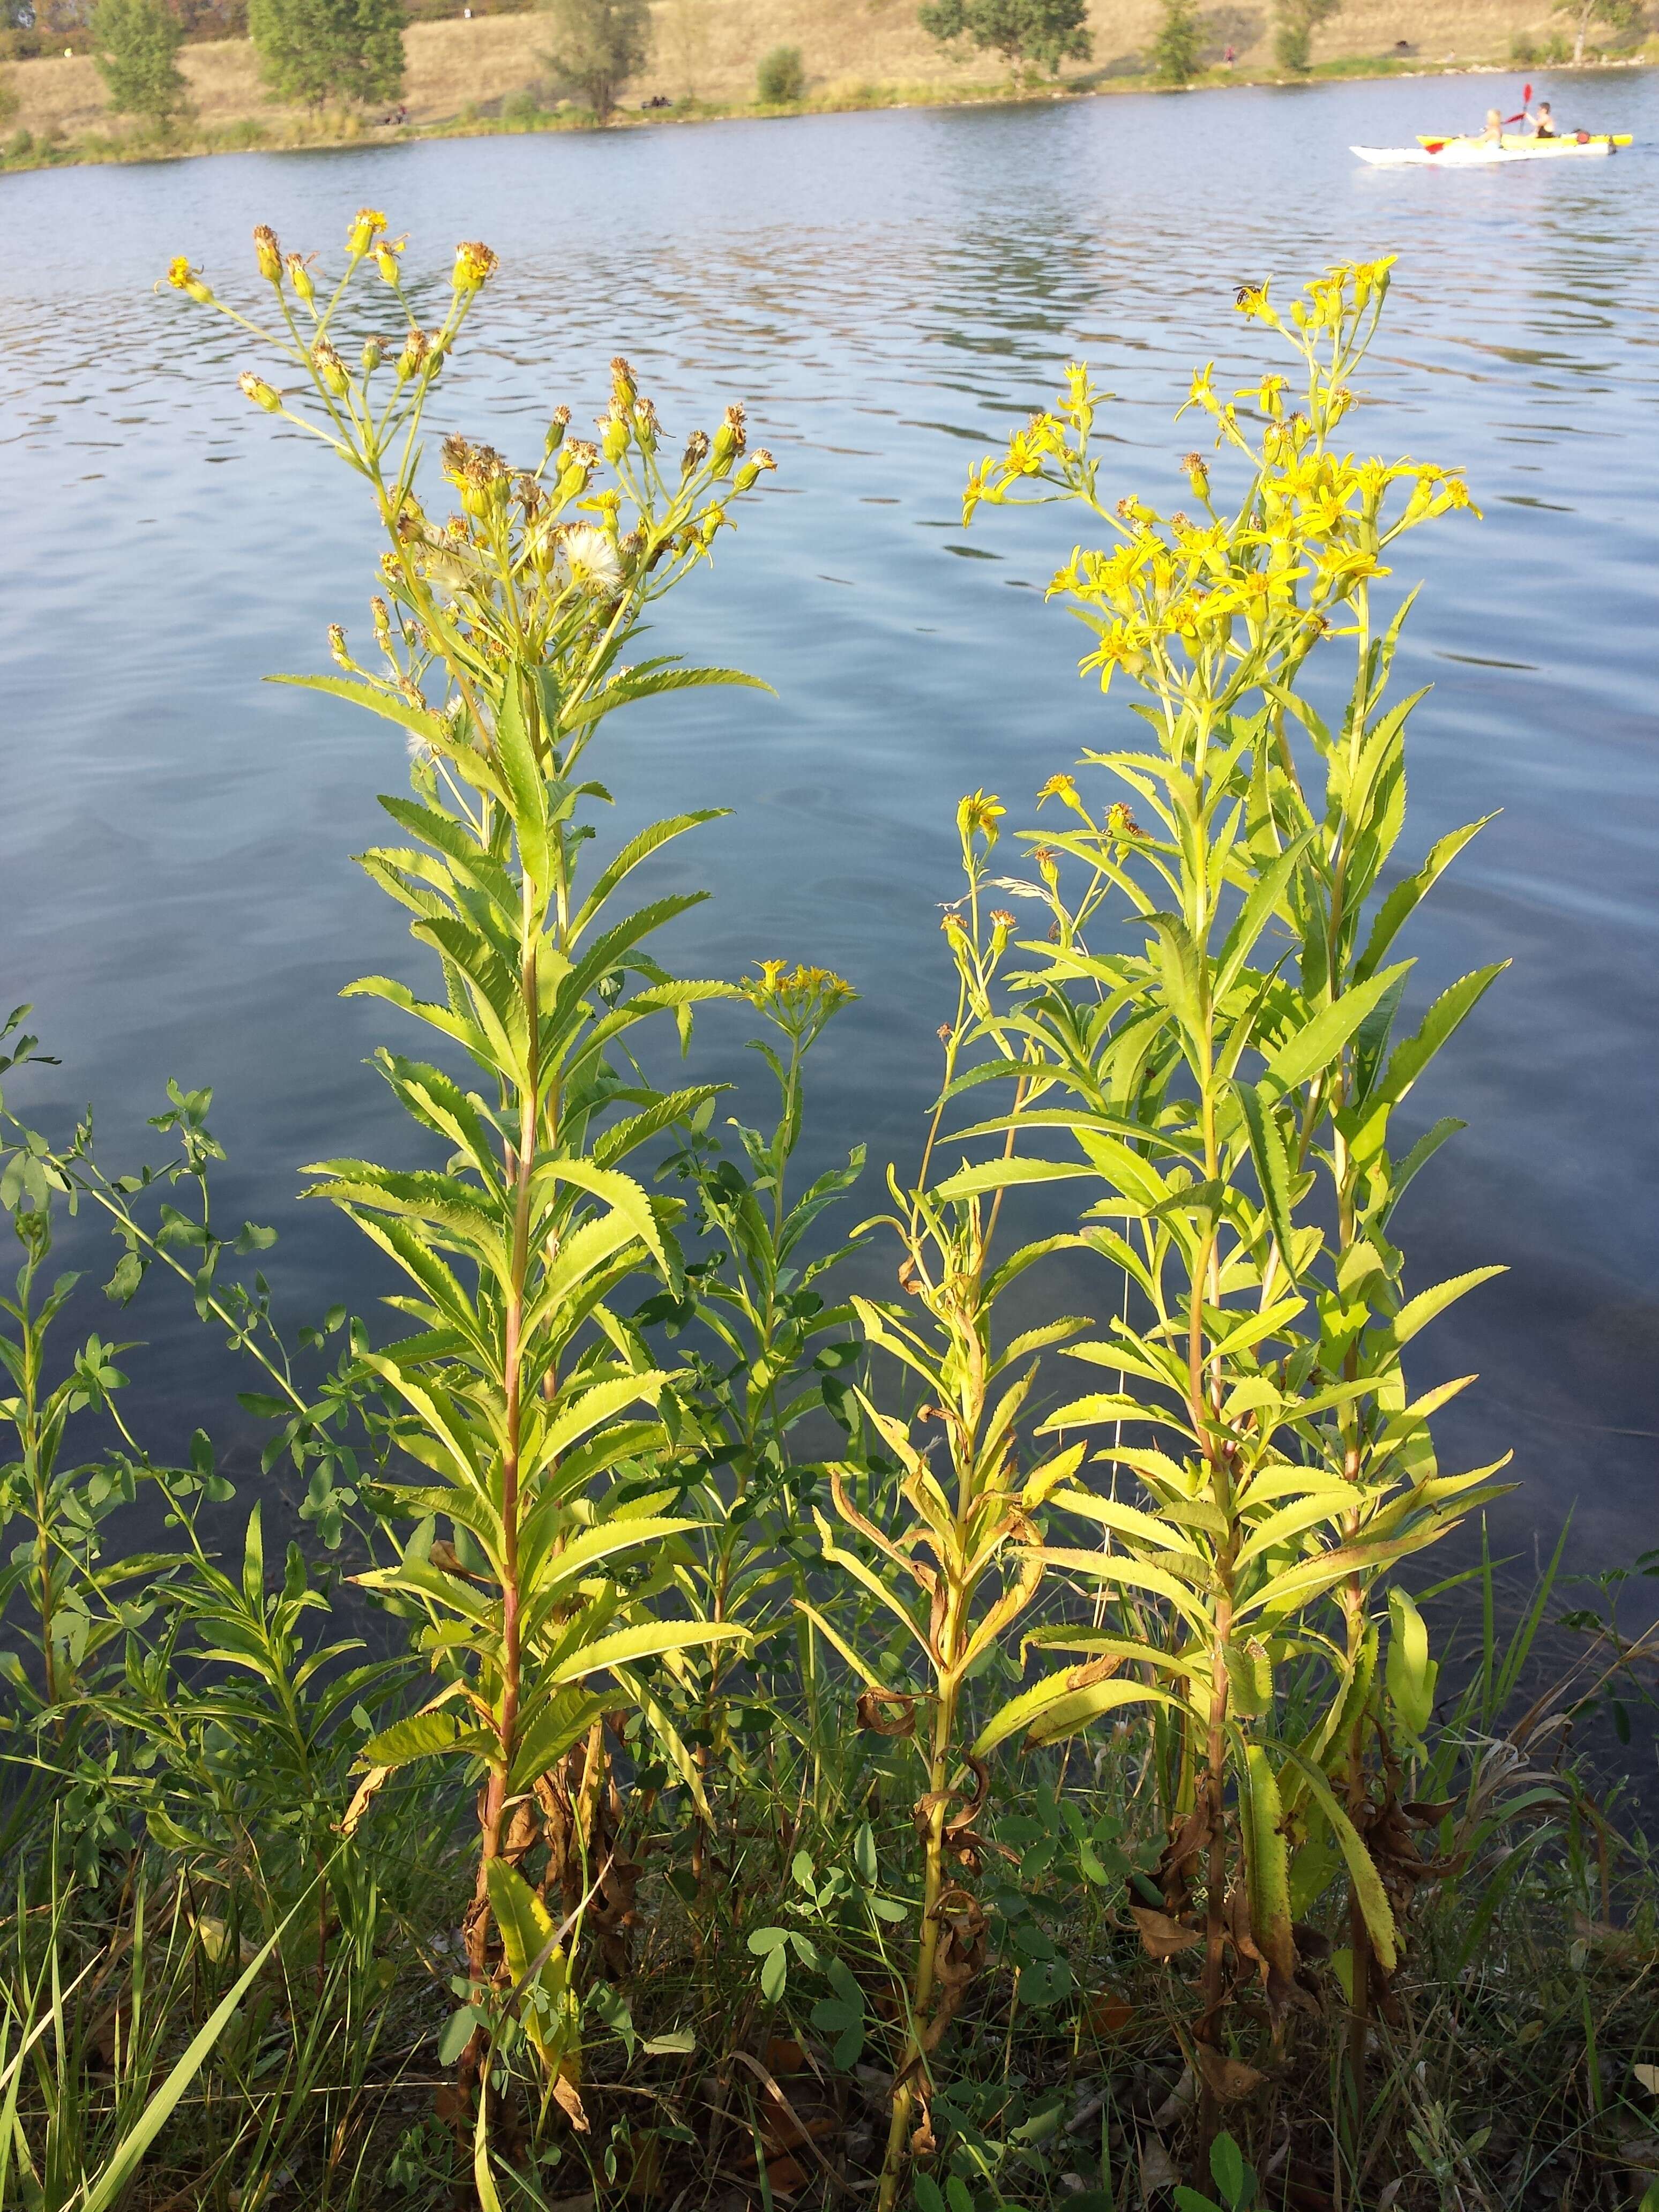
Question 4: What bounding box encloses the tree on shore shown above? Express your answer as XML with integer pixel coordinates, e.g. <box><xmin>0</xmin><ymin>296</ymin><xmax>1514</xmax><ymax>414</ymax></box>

<box><xmin>541</xmin><ymin>0</ymin><xmax>650</xmax><ymax>121</ymax></box>
<box><xmin>248</xmin><ymin>0</ymin><xmax>403</xmax><ymax>110</ymax></box>
<box><xmin>1273</xmin><ymin>0</ymin><xmax>1342</xmax><ymax>72</ymax></box>
<box><xmin>1553</xmin><ymin>0</ymin><xmax>1641</xmax><ymax>64</ymax></box>
<box><xmin>91</xmin><ymin>0</ymin><xmax>190</xmax><ymax>130</ymax></box>
<box><xmin>917</xmin><ymin>0</ymin><xmax>1093</xmax><ymax>85</ymax></box>
<box><xmin>1149</xmin><ymin>0</ymin><xmax>1202</xmax><ymax>83</ymax></box>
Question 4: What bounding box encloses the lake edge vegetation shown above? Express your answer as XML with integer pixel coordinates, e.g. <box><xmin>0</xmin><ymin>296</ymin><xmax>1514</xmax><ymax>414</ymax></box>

<box><xmin>2</xmin><ymin>221</ymin><xmax>1657</xmax><ymax>2212</ymax></box>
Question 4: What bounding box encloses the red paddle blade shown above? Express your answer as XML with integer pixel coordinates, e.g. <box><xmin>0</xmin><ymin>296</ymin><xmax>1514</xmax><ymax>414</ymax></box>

<box><xmin>1524</xmin><ymin>80</ymin><xmax>1533</xmax><ymax>100</ymax></box>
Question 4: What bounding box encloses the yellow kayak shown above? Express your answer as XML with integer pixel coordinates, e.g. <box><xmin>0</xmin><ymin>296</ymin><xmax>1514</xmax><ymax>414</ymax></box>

<box><xmin>1414</xmin><ymin>130</ymin><xmax>1631</xmax><ymax>154</ymax></box>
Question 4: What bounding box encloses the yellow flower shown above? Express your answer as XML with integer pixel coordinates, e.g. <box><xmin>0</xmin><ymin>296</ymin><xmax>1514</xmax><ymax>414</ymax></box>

<box><xmin>237</xmin><ymin>371</ymin><xmax>281</xmax><ymax>413</ymax></box>
<box><xmin>452</xmin><ymin>240</ymin><xmax>499</xmax><ymax>293</ymax></box>
<box><xmin>347</xmin><ymin>207</ymin><xmax>388</xmax><ymax>257</ymax></box>
<box><xmin>741</xmin><ymin>960</ymin><xmax>857</xmax><ymax>1042</ymax></box>
<box><xmin>1233</xmin><ymin>281</ymin><xmax>1278</xmax><ymax>327</ymax></box>
<box><xmin>252</xmin><ymin>226</ymin><xmax>281</xmax><ymax>283</ymax></box>
<box><xmin>310</xmin><ymin>341</ymin><xmax>349</xmax><ymax>398</ymax></box>
<box><xmin>166</xmin><ymin>256</ymin><xmax>212</xmax><ymax>304</ymax></box>
<box><xmin>373</xmin><ymin>234</ymin><xmax>408</xmax><ymax>285</ymax></box>
<box><xmin>394</xmin><ymin>328</ymin><xmax>430</xmax><ymax>385</ymax></box>
<box><xmin>285</xmin><ymin>253</ymin><xmax>315</xmax><ymax>306</ymax></box>
<box><xmin>956</xmin><ymin>789</ymin><xmax>1005</xmax><ymax>848</ymax></box>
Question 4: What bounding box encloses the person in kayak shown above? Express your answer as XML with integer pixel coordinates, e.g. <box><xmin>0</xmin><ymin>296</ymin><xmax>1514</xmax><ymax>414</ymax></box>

<box><xmin>1526</xmin><ymin>99</ymin><xmax>1557</xmax><ymax>138</ymax></box>
<box><xmin>1479</xmin><ymin>107</ymin><xmax>1504</xmax><ymax>142</ymax></box>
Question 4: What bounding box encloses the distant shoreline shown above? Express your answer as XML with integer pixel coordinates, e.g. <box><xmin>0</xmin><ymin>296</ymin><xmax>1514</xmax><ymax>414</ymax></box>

<box><xmin>1</xmin><ymin>48</ymin><xmax>1649</xmax><ymax>179</ymax></box>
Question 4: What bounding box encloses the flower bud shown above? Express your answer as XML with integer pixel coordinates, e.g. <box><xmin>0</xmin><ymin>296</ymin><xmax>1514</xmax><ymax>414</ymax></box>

<box><xmin>371</xmin><ymin>596</ymin><xmax>394</xmax><ymax>654</ymax></box>
<box><xmin>286</xmin><ymin>253</ymin><xmax>315</xmax><ymax>305</ymax></box>
<box><xmin>709</xmin><ymin>402</ymin><xmax>747</xmax><ymax>475</ymax></box>
<box><xmin>311</xmin><ymin>341</ymin><xmax>349</xmax><ymax>397</ymax></box>
<box><xmin>452</xmin><ymin>240</ymin><xmax>499</xmax><ymax>294</ymax></box>
<box><xmin>1180</xmin><ymin>451</ymin><xmax>1210</xmax><ymax>498</ymax></box>
<box><xmin>735</xmin><ymin>448</ymin><xmax>776</xmax><ymax>494</ymax></box>
<box><xmin>238</xmin><ymin>370</ymin><xmax>281</xmax><ymax>413</ymax></box>
<box><xmin>394</xmin><ymin>328</ymin><xmax>430</xmax><ymax>384</ymax></box>
<box><xmin>347</xmin><ymin>207</ymin><xmax>387</xmax><ymax>258</ymax></box>
<box><xmin>252</xmin><ymin>225</ymin><xmax>282</xmax><ymax>283</ymax></box>
<box><xmin>361</xmin><ymin>336</ymin><xmax>384</xmax><ymax>373</ymax></box>
<box><xmin>602</xmin><ymin>413</ymin><xmax>629</xmax><ymax>463</ymax></box>
<box><xmin>328</xmin><ymin>623</ymin><xmax>352</xmax><ymax>669</ymax></box>
<box><xmin>609</xmin><ymin>355</ymin><xmax>636</xmax><ymax>408</ymax></box>
<box><xmin>375</xmin><ymin>243</ymin><xmax>401</xmax><ymax>284</ymax></box>
<box><xmin>167</xmin><ymin>256</ymin><xmax>213</xmax><ymax>304</ymax></box>
<box><xmin>544</xmin><ymin>404</ymin><xmax>571</xmax><ymax>460</ymax></box>
<box><xmin>682</xmin><ymin>428</ymin><xmax>709</xmax><ymax>473</ymax></box>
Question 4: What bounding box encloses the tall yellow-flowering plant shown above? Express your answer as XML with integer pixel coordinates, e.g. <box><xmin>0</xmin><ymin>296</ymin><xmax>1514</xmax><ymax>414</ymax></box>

<box><xmin>959</xmin><ymin>261</ymin><xmax>1513</xmax><ymax>2155</ymax></box>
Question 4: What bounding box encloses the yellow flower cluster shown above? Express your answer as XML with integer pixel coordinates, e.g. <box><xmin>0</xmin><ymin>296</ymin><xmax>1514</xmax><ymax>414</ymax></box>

<box><xmin>741</xmin><ymin>960</ymin><xmax>858</xmax><ymax>1044</ymax></box>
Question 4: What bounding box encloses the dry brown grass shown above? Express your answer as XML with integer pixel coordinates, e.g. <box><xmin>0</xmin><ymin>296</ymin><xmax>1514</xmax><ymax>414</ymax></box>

<box><xmin>1</xmin><ymin>0</ymin><xmax>1634</xmax><ymax>147</ymax></box>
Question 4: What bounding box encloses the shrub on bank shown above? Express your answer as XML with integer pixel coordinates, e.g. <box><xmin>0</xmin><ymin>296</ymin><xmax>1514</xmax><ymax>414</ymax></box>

<box><xmin>756</xmin><ymin>40</ymin><xmax>803</xmax><ymax>101</ymax></box>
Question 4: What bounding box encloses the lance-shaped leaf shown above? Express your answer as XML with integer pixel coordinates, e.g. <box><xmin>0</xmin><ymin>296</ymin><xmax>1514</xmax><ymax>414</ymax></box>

<box><xmin>1234</xmin><ymin>1078</ymin><xmax>1299</xmax><ymax>1283</ymax></box>
<box><xmin>1279</xmin><ymin>1745</ymin><xmax>1398</xmax><ymax>1970</ymax></box>
<box><xmin>270</xmin><ymin>671</ymin><xmax>447</xmax><ymax>749</ymax></box>
<box><xmin>1259</xmin><ymin>961</ymin><xmax>1411</xmax><ymax>1100</ymax></box>
<box><xmin>362</xmin><ymin>1707</ymin><xmax>499</xmax><ymax>1770</ymax></box>
<box><xmin>975</xmin><ymin>1668</ymin><xmax>1186</xmax><ymax>1755</ymax></box>
<box><xmin>1238</xmin><ymin>1739</ymin><xmax>1298</xmax><ymax>2002</ymax></box>
<box><xmin>1355</xmin><ymin>816</ymin><xmax>1497</xmax><ymax>983</ymax></box>
<box><xmin>493</xmin><ymin>668</ymin><xmax>554</xmax><ymax>898</ymax></box>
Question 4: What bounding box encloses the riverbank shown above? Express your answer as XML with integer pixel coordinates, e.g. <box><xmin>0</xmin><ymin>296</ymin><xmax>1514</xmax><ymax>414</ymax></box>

<box><xmin>2</xmin><ymin>0</ymin><xmax>1654</xmax><ymax>177</ymax></box>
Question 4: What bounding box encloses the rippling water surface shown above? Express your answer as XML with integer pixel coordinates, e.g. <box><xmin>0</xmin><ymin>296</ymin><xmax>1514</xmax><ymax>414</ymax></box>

<box><xmin>1</xmin><ymin>73</ymin><xmax>1655</xmax><ymax>1564</ymax></box>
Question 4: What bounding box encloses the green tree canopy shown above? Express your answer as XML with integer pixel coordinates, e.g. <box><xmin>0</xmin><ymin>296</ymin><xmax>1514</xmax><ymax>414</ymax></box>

<box><xmin>541</xmin><ymin>0</ymin><xmax>650</xmax><ymax>121</ymax></box>
<box><xmin>917</xmin><ymin>0</ymin><xmax>1093</xmax><ymax>83</ymax></box>
<box><xmin>91</xmin><ymin>0</ymin><xmax>189</xmax><ymax>128</ymax></box>
<box><xmin>1273</xmin><ymin>0</ymin><xmax>1342</xmax><ymax>72</ymax></box>
<box><xmin>1553</xmin><ymin>0</ymin><xmax>1641</xmax><ymax>63</ymax></box>
<box><xmin>248</xmin><ymin>0</ymin><xmax>403</xmax><ymax>110</ymax></box>
<box><xmin>1149</xmin><ymin>0</ymin><xmax>1203</xmax><ymax>83</ymax></box>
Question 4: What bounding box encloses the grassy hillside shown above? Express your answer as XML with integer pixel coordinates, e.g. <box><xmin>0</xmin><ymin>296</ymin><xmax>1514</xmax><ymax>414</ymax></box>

<box><xmin>2</xmin><ymin>0</ymin><xmax>1653</xmax><ymax>161</ymax></box>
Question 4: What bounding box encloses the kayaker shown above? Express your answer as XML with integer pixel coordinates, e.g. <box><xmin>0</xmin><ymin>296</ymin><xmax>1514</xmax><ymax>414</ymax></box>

<box><xmin>1479</xmin><ymin>107</ymin><xmax>1504</xmax><ymax>143</ymax></box>
<box><xmin>1529</xmin><ymin>100</ymin><xmax>1557</xmax><ymax>138</ymax></box>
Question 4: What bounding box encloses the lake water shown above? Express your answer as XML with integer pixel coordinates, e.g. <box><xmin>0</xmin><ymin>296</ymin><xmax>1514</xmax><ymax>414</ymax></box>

<box><xmin>1</xmin><ymin>71</ymin><xmax>1655</xmax><ymax>1580</ymax></box>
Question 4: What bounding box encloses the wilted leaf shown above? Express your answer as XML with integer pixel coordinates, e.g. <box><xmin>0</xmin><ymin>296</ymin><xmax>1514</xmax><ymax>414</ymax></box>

<box><xmin>1193</xmin><ymin>2045</ymin><xmax>1266</xmax><ymax>2101</ymax></box>
<box><xmin>856</xmin><ymin>1687</ymin><xmax>916</xmax><ymax>1737</ymax></box>
<box><xmin>1086</xmin><ymin>1990</ymin><xmax>1135</xmax><ymax>2037</ymax></box>
<box><xmin>1130</xmin><ymin>1906</ymin><xmax>1202</xmax><ymax>1960</ymax></box>
<box><xmin>1139</xmin><ymin>2133</ymin><xmax>1179</xmax><ymax>2202</ymax></box>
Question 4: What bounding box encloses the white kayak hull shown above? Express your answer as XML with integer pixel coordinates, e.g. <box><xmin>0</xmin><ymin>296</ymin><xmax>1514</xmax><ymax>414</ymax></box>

<box><xmin>1354</xmin><ymin>138</ymin><xmax>1615</xmax><ymax>167</ymax></box>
